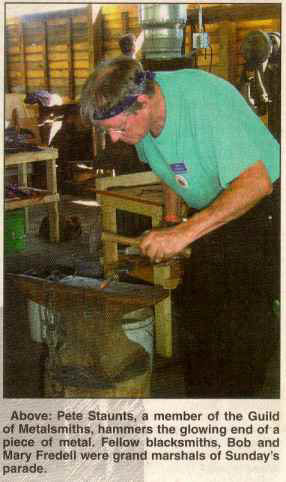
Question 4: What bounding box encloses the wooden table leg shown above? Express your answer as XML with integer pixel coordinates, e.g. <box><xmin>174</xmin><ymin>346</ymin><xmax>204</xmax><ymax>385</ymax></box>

<box><xmin>102</xmin><ymin>203</ymin><xmax>118</xmax><ymax>274</ymax></box>
<box><xmin>151</xmin><ymin>214</ymin><xmax>173</xmax><ymax>358</ymax></box>
<box><xmin>153</xmin><ymin>264</ymin><xmax>173</xmax><ymax>358</ymax></box>
<box><xmin>18</xmin><ymin>163</ymin><xmax>29</xmax><ymax>233</ymax></box>
<box><xmin>46</xmin><ymin>159</ymin><xmax>60</xmax><ymax>242</ymax></box>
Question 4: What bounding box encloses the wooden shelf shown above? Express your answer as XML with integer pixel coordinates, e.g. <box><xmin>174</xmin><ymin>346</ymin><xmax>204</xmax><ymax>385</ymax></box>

<box><xmin>5</xmin><ymin>147</ymin><xmax>59</xmax><ymax>167</ymax></box>
<box><xmin>5</xmin><ymin>147</ymin><xmax>60</xmax><ymax>242</ymax></box>
<box><xmin>5</xmin><ymin>192</ymin><xmax>60</xmax><ymax>211</ymax></box>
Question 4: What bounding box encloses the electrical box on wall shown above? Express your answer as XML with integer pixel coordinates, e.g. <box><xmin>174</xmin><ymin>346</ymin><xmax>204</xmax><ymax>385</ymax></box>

<box><xmin>193</xmin><ymin>32</ymin><xmax>209</xmax><ymax>49</ymax></box>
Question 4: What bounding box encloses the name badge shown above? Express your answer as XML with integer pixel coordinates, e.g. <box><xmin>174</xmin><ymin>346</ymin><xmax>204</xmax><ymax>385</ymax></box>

<box><xmin>170</xmin><ymin>162</ymin><xmax>188</xmax><ymax>174</ymax></box>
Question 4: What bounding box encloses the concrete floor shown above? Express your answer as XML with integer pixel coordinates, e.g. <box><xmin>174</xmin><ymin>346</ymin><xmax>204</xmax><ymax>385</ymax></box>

<box><xmin>4</xmin><ymin>195</ymin><xmax>279</xmax><ymax>399</ymax></box>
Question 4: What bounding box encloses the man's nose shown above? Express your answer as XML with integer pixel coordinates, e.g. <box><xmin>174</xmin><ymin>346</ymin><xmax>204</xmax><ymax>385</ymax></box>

<box><xmin>109</xmin><ymin>131</ymin><xmax>122</xmax><ymax>143</ymax></box>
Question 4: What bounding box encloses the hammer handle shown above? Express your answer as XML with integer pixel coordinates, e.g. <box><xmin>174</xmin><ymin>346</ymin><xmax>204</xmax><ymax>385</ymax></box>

<box><xmin>102</xmin><ymin>232</ymin><xmax>141</xmax><ymax>247</ymax></box>
<box><xmin>102</xmin><ymin>231</ymin><xmax>191</xmax><ymax>258</ymax></box>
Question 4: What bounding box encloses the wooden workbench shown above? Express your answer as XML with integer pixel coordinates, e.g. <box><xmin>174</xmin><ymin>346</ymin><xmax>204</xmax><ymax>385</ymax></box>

<box><xmin>92</xmin><ymin>172</ymin><xmax>176</xmax><ymax>358</ymax></box>
<box><xmin>5</xmin><ymin>147</ymin><xmax>60</xmax><ymax>242</ymax></box>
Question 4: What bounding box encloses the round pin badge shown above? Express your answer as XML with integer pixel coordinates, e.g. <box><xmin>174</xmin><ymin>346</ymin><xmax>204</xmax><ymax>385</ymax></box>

<box><xmin>175</xmin><ymin>175</ymin><xmax>189</xmax><ymax>188</ymax></box>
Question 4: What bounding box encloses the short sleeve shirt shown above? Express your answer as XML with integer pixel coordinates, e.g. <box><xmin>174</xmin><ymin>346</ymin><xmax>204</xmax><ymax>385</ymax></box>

<box><xmin>135</xmin><ymin>69</ymin><xmax>280</xmax><ymax>209</ymax></box>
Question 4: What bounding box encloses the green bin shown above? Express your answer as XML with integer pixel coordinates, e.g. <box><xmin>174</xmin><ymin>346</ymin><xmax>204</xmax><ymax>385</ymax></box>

<box><xmin>5</xmin><ymin>209</ymin><xmax>26</xmax><ymax>254</ymax></box>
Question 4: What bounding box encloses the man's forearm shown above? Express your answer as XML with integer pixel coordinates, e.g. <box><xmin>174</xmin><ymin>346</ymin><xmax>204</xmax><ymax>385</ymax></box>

<box><xmin>181</xmin><ymin>160</ymin><xmax>273</xmax><ymax>245</ymax></box>
<box><xmin>140</xmin><ymin>160</ymin><xmax>273</xmax><ymax>261</ymax></box>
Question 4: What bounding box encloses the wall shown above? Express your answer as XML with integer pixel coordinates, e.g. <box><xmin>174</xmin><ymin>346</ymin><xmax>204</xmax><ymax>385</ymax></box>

<box><xmin>6</xmin><ymin>6</ymin><xmax>93</xmax><ymax>98</ymax></box>
<box><xmin>5</xmin><ymin>3</ymin><xmax>281</xmax><ymax>98</ymax></box>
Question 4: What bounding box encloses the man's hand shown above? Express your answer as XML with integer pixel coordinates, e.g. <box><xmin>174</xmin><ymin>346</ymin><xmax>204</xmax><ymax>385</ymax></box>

<box><xmin>139</xmin><ymin>223</ymin><xmax>190</xmax><ymax>262</ymax></box>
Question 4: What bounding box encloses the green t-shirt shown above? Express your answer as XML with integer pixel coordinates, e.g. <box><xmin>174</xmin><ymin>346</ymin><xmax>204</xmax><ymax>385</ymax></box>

<box><xmin>135</xmin><ymin>69</ymin><xmax>280</xmax><ymax>209</ymax></box>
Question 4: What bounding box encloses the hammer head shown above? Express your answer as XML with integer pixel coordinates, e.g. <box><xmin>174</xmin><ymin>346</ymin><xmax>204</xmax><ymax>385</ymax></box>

<box><xmin>105</xmin><ymin>260</ymin><xmax>134</xmax><ymax>279</ymax></box>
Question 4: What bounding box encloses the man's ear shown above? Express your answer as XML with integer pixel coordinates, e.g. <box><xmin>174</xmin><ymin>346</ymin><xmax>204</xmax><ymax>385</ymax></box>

<box><xmin>136</xmin><ymin>94</ymin><xmax>150</xmax><ymax>108</ymax></box>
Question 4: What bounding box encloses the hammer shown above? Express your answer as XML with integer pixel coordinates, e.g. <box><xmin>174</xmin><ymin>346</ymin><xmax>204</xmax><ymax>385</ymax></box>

<box><xmin>101</xmin><ymin>231</ymin><xmax>191</xmax><ymax>258</ymax></box>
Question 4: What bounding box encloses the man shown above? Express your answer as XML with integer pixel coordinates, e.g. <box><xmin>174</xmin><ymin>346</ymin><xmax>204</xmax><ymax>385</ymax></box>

<box><xmin>80</xmin><ymin>56</ymin><xmax>280</xmax><ymax>397</ymax></box>
<box><xmin>118</xmin><ymin>33</ymin><xmax>136</xmax><ymax>59</ymax></box>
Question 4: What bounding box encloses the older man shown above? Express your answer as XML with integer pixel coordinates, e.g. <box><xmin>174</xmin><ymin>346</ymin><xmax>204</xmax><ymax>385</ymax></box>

<box><xmin>81</xmin><ymin>56</ymin><xmax>280</xmax><ymax>397</ymax></box>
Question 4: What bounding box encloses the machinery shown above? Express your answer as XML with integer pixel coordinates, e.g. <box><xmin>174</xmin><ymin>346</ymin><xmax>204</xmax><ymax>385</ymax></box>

<box><xmin>240</xmin><ymin>30</ymin><xmax>281</xmax><ymax>141</ymax></box>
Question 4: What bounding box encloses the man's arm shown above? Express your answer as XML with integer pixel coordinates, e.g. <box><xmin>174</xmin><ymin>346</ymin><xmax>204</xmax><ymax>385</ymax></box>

<box><xmin>140</xmin><ymin>160</ymin><xmax>273</xmax><ymax>261</ymax></box>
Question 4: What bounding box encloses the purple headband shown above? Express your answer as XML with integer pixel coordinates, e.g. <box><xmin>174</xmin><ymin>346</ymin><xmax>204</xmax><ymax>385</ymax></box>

<box><xmin>93</xmin><ymin>70</ymin><xmax>156</xmax><ymax>121</ymax></box>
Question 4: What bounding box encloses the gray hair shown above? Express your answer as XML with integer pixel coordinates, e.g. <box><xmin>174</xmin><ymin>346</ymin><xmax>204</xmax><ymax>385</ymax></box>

<box><xmin>80</xmin><ymin>56</ymin><xmax>156</xmax><ymax>125</ymax></box>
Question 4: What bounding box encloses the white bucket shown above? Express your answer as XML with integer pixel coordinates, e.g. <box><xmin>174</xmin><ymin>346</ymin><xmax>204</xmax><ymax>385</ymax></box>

<box><xmin>122</xmin><ymin>307</ymin><xmax>154</xmax><ymax>369</ymax></box>
<box><xmin>27</xmin><ymin>300</ymin><xmax>57</xmax><ymax>343</ymax></box>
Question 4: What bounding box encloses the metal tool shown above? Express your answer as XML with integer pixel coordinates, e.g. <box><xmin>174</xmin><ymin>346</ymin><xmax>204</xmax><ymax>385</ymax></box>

<box><xmin>101</xmin><ymin>231</ymin><xmax>191</xmax><ymax>258</ymax></box>
<box><xmin>99</xmin><ymin>261</ymin><xmax>133</xmax><ymax>289</ymax></box>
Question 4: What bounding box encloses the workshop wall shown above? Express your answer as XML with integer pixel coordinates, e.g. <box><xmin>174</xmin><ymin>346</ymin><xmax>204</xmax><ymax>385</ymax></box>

<box><xmin>5</xmin><ymin>6</ymin><xmax>94</xmax><ymax>99</ymax></box>
<box><xmin>187</xmin><ymin>4</ymin><xmax>281</xmax><ymax>85</ymax></box>
<box><xmin>6</xmin><ymin>4</ymin><xmax>281</xmax><ymax>97</ymax></box>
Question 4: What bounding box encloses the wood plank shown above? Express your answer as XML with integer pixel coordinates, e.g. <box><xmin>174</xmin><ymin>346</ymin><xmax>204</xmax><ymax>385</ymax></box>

<box><xmin>237</xmin><ymin>18</ymin><xmax>276</xmax><ymax>29</ymax></box>
<box><xmin>102</xmin><ymin>205</ymin><xmax>118</xmax><ymax>274</ymax></box>
<box><xmin>66</xmin><ymin>17</ymin><xmax>75</xmax><ymax>100</ymax></box>
<box><xmin>47</xmin><ymin>199</ymin><xmax>60</xmax><ymax>243</ymax></box>
<box><xmin>74</xmin><ymin>78</ymin><xmax>87</xmax><ymax>86</ymax></box>
<box><xmin>73</xmin><ymin>51</ymin><xmax>89</xmax><ymax>61</ymax></box>
<box><xmin>26</xmin><ymin>70</ymin><xmax>45</xmax><ymax>79</ymax></box>
<box><xmin>87</xmin><ymin>4</ymin><xmax>95</xmax><ymax>72</ymax></box>
<box><xmin>7</xmin><ymin>54</ymin><xmax>22</xmax><ymax>62</ymax></box>
<box><xmin>218</xmin><ymin>21</ymin><xmax>237</xmax><ymax>83</ymax></box>
<box><xmin>46</xmin><ymin>158</ymin><xmax>60</xmax><ymax>242</ymax></box>
<box><xmin>49</xmin><ymin>78</ymin><xmax>69</xmax><ymax>88</ymax></box>
<box><xmin>26</xmin><ymin>80</ymin><xmax>45</xmax><ymax>88</ymax></box>
<box><xmin>49</xmin><ymin>70</ymin><xmax>69</xmax><ymax>79</ymax></box>
<box><xmin>93</xmin><ymin>7</ymin><xmax>105</xmax><ymax>64</ymax></box>
<box><xmin>19</xmin><ymin>21</ymin><xmax>27</xmax><ymax>93</ymax></box>
<box><xmin>197</xmin><ymin>54</ymin><xmax>220</xmax><ymax>68</ymax></box>
<box><xmin>23</xmin><ymin>33</ymin><xmax>45</xmax><ymax>46</ymax></box>
<box><xmin>48</xmin><ymin>60</ymin><xmax>69</xmax><ymax>70</ymax></box>
<box><xmin>24</xmin><ymin>53</ymin><xmax>43</xmax><ymax>62</ymax></box>
<box><xmin>5</xmin><ymin>148</ymin><xmax>58</xmax><ymax>166</ymax></box>
<box><xmin>8</xmin><ymin>71</ymin><xmax>23</xmax><ymax>79</ymax></box>
<box><xmin>95</xmin><ymin>188</ymin><xmax>163</xmax><ymax>208</ymax></box>
<box><xmin>97</xmin><ymin>192</ymin><xmax>163</xmax><ymax>219</ymax></box>
<box><xmin>46</xmin><ymin>159</ymin><xmax>58</xmax><ymax>194</ymax></box>
<box><xmin>25</xmin><ymin>45</ymin><xmax>44</xmax><ymax>54</ymax></box>
<box><xmin>73</xmin><ymin>42</ymin><xmax>89</xmax><ymax>52</ymax></box>
<box><xmin>74</xmin><ymin>69</ymin><xmax>89</xmax><ymax>79</ymax></box>
<box><xmin>73</xmin><ymin>60</ymin><xmax>89</xmax><ymax>69</ymax></box>
<box><xmin>48</xmin><ymin>52</ymin><xmax>69</xmax><ymax>61</ymax></box>
<box><xmin>153</xmin><ymin>265</ymin><xmax>173</xmax><ymax>357</ymax></box>
<box><xmin>5</xmin><ymin>193</ymin><xmax>60</xmax><ymax>210</ymax></box>
<box><xmin>42</xmin><ymin>20</ymin><xmax>50</xmax><ymax>90</ymax></box>
<box><xmin>95</xmin><ymin>171</ymin><xmax>160</xmax><ymax>190</ymax></box>
<box><xmin>47</xmin><ymin>44</ymin><xmax>69</xmax><ymax>53</ymax></box>
<box><xmin>17</xmin><ymin>164</ymin><xmax>29</xmax><ymax>230</ymax></box>
<box><xmin>187</xmin><ymin>4</ymin><xmax>280</xmax><ymax>23</ymax></box>
<box><xmin>102</xmin><ymin>5</ymin><xmax>138</xmax><ymax>16</ymax></box>
<box><xmin>7</xmin><ymin>46</ymin><xmax>21</xmax><ymax>55</ymax></box>
<box><xmin>121</xmin><ymin>11</ymin><xmax>129</xmax><ymax>33</ymax></box>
